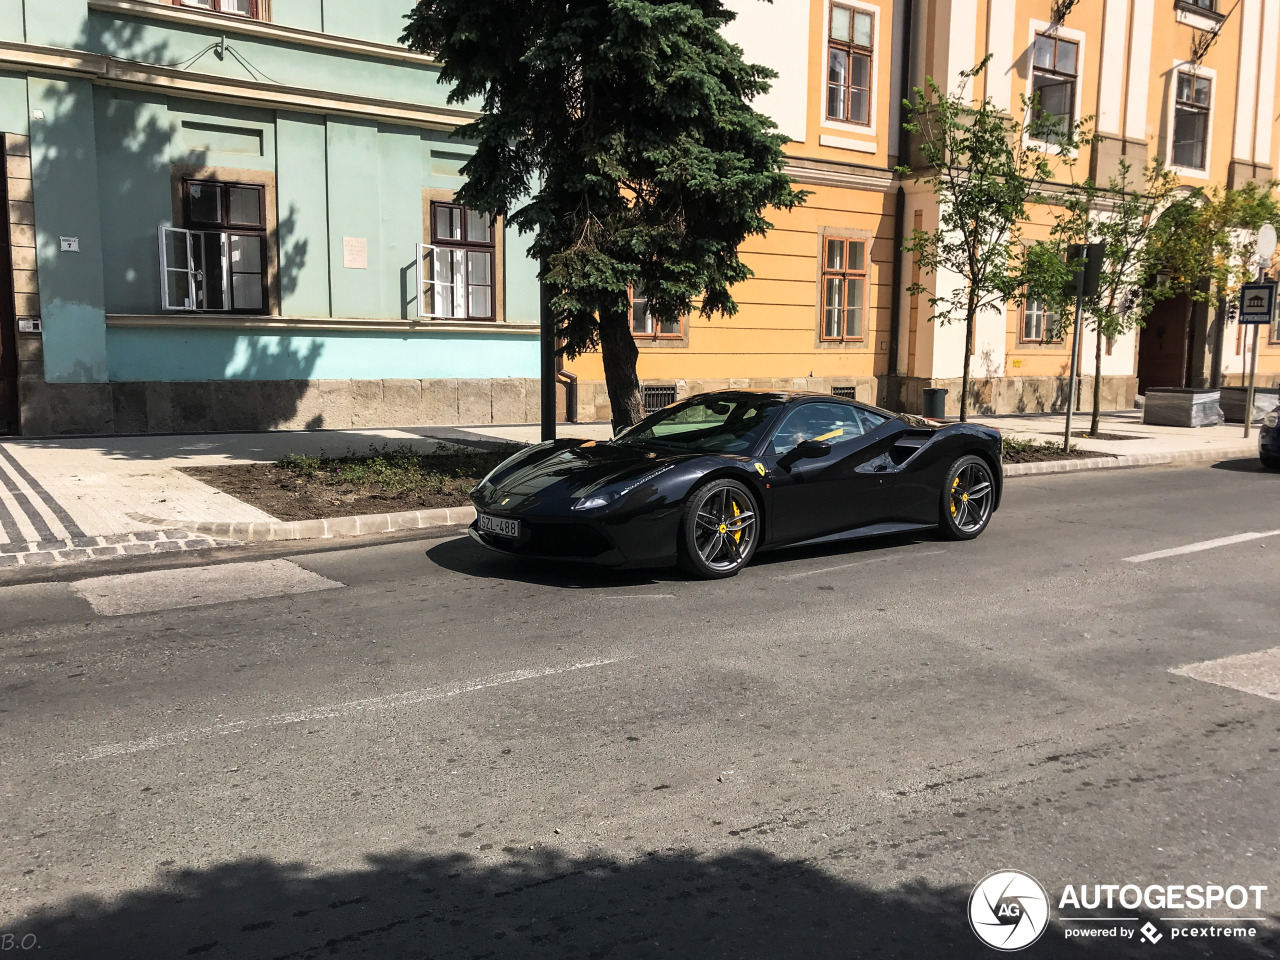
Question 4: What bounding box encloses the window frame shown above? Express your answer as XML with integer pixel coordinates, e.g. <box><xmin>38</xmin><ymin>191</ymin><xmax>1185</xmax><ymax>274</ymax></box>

<box><xmin>1029</xmin><ymin>32</ymin><xmax>1079</xmax><ymax>139</ymax></box>
<box><xmin>1172</xmin><ymin>68</ymin><xmax>1212</xmax><ymax>173</ymax></box>
<box><xmin>1018</xmin><ymin>294</ymin><xmax>1063</xmax><ymax>345</ymax></box>
<box><xmin>820</xmin><ymin>237</ymin><xmax>868</xmax><ymax>343</ymax></box>
<box><xmin>172</xmin><ymin>0</ymin><xmax>263</xmax><ymax>18</ymax></box>
<box><xmin>629</xmin><ymin>285</ymin><xmax>685</xmax><ymax>341</ymax></box>
<box><xmin>158</xmin><ymin>178</ymin><xmax>269</xmax><ymax>315</ymax></box>
<box><xmin>418</xmin><ymin>201</ymin><xmax>498</xmax><ymax>321</ymax></box>
<box><xmin>825</xmin><ymin>2</ymin><xmax>875</xmax><ymax>127</ymax></box>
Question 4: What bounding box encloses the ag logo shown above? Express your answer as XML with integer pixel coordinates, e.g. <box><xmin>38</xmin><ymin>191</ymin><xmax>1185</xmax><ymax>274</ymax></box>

<box><xmin>968</xmin><ymin>870</ymin><xmax>1050</xmax><ymax>951</ymax></box>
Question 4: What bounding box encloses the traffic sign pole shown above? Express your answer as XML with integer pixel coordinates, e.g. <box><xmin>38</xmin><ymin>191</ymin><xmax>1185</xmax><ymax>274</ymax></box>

<box><xmin>1245</xmin><ymin>323</ymin><xmax>1260</xmax><ymax>440</ymax></box>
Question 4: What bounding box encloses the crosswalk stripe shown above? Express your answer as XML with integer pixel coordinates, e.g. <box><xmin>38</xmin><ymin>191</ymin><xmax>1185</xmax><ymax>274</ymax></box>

<box><xmin>0</xmin><ymin>445</ymin><xmax>86</xmax><ymax>539</ymax></box>
<box><xmin>0</xmin><ymin>455</ymin><xmax>57</xmax><ymax>542</ymax></box>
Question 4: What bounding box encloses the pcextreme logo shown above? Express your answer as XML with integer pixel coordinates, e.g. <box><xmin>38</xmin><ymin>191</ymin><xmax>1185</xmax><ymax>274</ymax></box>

<box><xmin>969</xmin><ymin>870</ymin><xmax>1051</xmax><ymax>951</ymax></box>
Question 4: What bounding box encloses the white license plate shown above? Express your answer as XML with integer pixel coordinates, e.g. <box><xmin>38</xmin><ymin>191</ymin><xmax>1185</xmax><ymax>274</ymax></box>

<box><xmin>479</xmin><ymin>514</ymin><xmax>520</xmax><ymax>539</ymax></box>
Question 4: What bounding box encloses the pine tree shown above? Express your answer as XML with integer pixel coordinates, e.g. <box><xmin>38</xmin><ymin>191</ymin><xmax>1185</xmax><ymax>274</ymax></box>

<box><xmin>402</xmin><ymin>0</ymin><xmax>805</xmax><ymax>429</ymax></box>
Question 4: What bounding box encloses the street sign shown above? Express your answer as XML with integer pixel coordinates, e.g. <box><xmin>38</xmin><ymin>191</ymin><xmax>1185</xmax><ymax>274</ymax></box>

<box><xmin>1064</xmin><ymin>242</ymin><xmax>1105</xmax><ymax>298</ymax></box>
<box><xmin>1238</xmin><ymin>282</ymin><xmax>1276</xmax><ymax>325</ymax></box>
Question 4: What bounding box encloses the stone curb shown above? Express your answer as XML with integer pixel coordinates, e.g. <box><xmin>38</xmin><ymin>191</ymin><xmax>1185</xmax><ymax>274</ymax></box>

<box><xmin>1003</xmin><ymin>445</ymin><xmax>1259</xmax><ymax>477</ymax></box>
<box><xmin>127</xmin><ymin>506</ymin><xmax>479</xmax><ymax>542</ymax></box>
<box><xmin>0</xmin><ymin>530</ymin><xmax>239</xmax><ymax>567</ymax></box>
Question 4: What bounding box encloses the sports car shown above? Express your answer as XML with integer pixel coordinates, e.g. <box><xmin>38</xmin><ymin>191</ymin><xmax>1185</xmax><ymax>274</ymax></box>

<box><xmin>469</xmin><ymin>390</ymin><xmax>1003</xmax><ymax>578</ymax></box>
<box><xmin>1260</xmin><ymin>404</ymin><xmax>1280</xmax><ymax>469</ymax></box>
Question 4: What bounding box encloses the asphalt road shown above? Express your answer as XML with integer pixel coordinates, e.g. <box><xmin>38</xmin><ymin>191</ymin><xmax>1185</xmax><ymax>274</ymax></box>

<box><xmin>2</xmin><ymin>459</ymin><xmax>1278</xmax><ymax>960</ymax></box>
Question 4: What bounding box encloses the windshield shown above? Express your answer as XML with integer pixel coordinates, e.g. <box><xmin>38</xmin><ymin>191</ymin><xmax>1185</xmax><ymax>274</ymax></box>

<box><xmin>614</xmin><ymin>395</ymin><xmax>784</xmax><ymax>454</ymax></box>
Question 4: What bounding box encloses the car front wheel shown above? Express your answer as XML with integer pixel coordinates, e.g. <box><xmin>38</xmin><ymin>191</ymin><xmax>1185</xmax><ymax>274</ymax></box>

<box><xmin>678</xmin><ymin>479</ymin><xmax>760</xmax><ymax>579</ymax></box>
<box><xmin>939</xmin><ymin>455</ymin><xmax>996</xmax><ymax>540</ymax></box>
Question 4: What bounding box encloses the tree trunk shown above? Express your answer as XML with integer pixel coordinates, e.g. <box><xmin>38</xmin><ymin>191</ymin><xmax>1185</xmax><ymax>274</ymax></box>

<box><xmin>959</xmin><ymin>310</ymin><xmax>975</xmax><ymax>422</ymax></box>
<box><xmin>1089</xmin><ymin>324</ymin><xmax>1103</xmax><ymax>437</ymax></box>
<box><xmin>598</xmin><ymin>306</ymin><xmax>644</xmax><ymax>433</ymax></box>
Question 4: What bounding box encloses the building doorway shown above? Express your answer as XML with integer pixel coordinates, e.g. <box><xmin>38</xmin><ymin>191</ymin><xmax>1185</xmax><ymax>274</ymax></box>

<box><xmin>1137</xmin><ymin>293</ymin><xmax>1192</xmax><ymax>393</ymax></box>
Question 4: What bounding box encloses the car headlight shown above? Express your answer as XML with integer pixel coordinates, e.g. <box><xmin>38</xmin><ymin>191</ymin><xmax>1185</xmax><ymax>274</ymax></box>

<box><xmin>572</xmin><ymin>491</ymin><xmax>618</xmax><ymax>511</ymax></box>
<box><xmin>1264</xmin><ymin>411</ymin><xmax>1279</xmax><ymax>429</ymax></box>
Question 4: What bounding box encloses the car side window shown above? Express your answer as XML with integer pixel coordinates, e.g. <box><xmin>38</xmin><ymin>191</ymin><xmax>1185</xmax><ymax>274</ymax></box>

<box><xmin>770</xmin><ymin>402</ymin><xmax>867</xmax><ymax>455</ymax></box>
<box><xmin>854</xmin><ymin>407</ymin><xmax>889</xmax><ymax>432</ymax></box>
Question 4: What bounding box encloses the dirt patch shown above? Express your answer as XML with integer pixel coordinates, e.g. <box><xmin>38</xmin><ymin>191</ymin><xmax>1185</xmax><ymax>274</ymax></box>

<box><xmin>1001</xmin><ymin>437</ymin><xmax>1116</xmax><ymax>464</ymax></box>
<box><xmin>1070</xmin><ymin>431</ymin><xmax>1143</xmax><ymax>441</ymax></box>
<box><xmin>182</xmin><ymin>445</ymin><xmax>521</xmax><ymax>522</ymax></box>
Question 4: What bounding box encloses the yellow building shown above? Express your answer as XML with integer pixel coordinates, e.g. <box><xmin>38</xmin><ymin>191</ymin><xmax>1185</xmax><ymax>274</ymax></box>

<box><xmin>565</xmin><ymin>0</ymin><xmax>1280</xmax><ymax>420</ymax></box>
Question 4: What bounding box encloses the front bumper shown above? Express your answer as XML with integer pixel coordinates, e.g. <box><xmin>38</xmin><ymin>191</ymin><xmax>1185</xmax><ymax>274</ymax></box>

<box><xmin>1260</xmin><ymin>423</ymin><xmax>1279</xmax><ymax>459</ymax></box>
<box><xmin>469</xmin><ymin>517</ymin><xmax>626</xmax><ymax>566</ymax></box>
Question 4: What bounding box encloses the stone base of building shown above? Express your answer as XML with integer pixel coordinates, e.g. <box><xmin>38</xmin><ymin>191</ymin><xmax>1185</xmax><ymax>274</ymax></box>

<box><xmin>17</xmin><ymin>378</ymin><xmax>547</xmax><ymax>437</ymax></box>
<box><xmin>1220</xmin><ymin>372</ymin><xmax>1280</xmax><ymax>389</ymax></box>
<box><xmin>891</xmin><ymin>375</ymin><xmax>1139</xmax><ymax>418</ymax></box>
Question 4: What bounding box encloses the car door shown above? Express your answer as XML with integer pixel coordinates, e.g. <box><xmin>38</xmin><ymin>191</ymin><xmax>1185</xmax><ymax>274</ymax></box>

<box><xmin>763</xmin><ymin>401</ymin><xmax>901</xmax><ymax>545</ymax></box>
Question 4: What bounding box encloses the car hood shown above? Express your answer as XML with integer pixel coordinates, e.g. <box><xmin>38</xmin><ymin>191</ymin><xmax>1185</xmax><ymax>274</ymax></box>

<box><xmin>474</xmin><ymin>441</ymin><xmax>694</xmax><ymax>510</ymax></box>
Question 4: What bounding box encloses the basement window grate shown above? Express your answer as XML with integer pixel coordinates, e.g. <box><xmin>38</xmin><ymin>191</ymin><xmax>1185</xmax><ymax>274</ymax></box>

<box><xmin>642</xmin><ymin>385</ymin><xmax>677</xmax><ymax>413</ymax></box>
<box><xmin>831</xmin><ymin>386</ymin><xmax>857</xmax><ymax>400</ymax></box>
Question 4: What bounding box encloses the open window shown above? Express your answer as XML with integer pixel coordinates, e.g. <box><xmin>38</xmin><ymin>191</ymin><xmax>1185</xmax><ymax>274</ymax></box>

<box><xmin>418</xmin><ymin>203</ymin><xmax>495</xmax><ymax>320</ymax></box>
<box><xmin>172</xmin><ymin>0</ymin><xmax>264</xmax><ymax>18</ymax></box>
<box><xmin>158</xmin><ymin>179</ymin><xmax>267</xmax><ymax>314</ymax></box>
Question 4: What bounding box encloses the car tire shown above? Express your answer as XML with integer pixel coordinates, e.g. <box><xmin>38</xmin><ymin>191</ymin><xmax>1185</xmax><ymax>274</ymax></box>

<box><xmin>677</xmin><ymin>478</ymin><xmax>761</xmax><ymax>579</ymax></box>
<box><xmin>939</xmin><ymin>455</ymin><xmax>997</xmax><ymax>541</ymax></box>
<box><xmin>1262</xmin><ymin>453</ymin><xmax>1280</xmax><ymax>470</ymax></box>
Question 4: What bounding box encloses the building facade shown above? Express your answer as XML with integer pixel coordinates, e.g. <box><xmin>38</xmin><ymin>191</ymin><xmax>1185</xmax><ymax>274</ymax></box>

<box><xmin>2</xmin><ymin>0</ymin><xmax>1279</xmax><ymax>435</ymax></box>
<box><xmin>0</xmin><ymin>0</ymin><xmax>543</xmax><ymax>437</ymax></box>
<box><xmin>565</xmin><ymin>0</ymin><xmax>1280</xmax><ymax>419</ymax></box>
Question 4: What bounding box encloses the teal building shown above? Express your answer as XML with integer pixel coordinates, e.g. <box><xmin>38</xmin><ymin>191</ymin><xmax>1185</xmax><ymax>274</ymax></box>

<box><xmin>0</xmin><ymin>0</ymin><xmax>542</xmax><ymax>436</ymax></box>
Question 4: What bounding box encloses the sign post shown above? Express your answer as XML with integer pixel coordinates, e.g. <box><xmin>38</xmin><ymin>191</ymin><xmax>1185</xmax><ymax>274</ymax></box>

<box><xmin>1240</xmin><ymin>224</ymin><xmax>1277</xmax><ymax>439</ymax></box>
<box><xmin>1063</xmin><ymin>243</ymin><xmax>1105</xmax><ymax>452</ymax></box>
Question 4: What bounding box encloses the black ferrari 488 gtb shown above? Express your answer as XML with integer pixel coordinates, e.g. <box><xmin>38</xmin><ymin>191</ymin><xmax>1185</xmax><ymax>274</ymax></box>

<box><xmin>469</xmin><ymin>390</ymin><xmax>1002</xmax><ymax>578</ymax></box>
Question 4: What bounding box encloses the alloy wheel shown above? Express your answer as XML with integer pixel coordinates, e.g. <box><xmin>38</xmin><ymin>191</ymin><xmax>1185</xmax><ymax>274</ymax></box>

<box><xmin>692</xmin><ymin>485</ymin><xmax>758</xmax><ymax>572</ymax></box>
<box><xmin>949</xmin><ymin>461</ymin><xmax>995</xmax><ymax>534</ymax></box>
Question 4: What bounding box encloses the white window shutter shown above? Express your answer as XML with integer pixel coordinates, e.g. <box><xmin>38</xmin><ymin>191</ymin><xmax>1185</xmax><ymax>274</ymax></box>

<box><xmin>158</xmin><ymin>226</ymin><xmax>195</xmax><ymax>312</ymax></box>
<box><xmin>417</xmin><ymin>243</ymin><xmax>442</xmax><ymax>318</ymax></box>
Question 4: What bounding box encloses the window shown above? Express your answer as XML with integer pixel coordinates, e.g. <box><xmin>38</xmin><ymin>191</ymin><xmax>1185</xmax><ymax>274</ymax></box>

<box><xmin>1031</xmin><ymin>34</ymin><xmax>1078</xmax><ymax>137</ymax></box>
<box><xmin>822</xmin><ymin>237</ymin><xmax>867</xmax><ymax>341</ymax></box>
<box><xmin>159</xmin><ymin>179</ymin><xmax>267</xmax><ymax>314</ymax></box>
<box><xmin>770</xmin><ymin>401</ymin><xmax>868</xmax><ymax>455</ymax></box>
<box><xmin>173</xmin><ymin>0</ymin><xmax>262</xmax><ymax>17</ymax></box>
<box><xmin>1173</xmin><ymin>71</ymin><xmax>1211</xmax><ymax>170</ymax></box>
<box><xmin>1021</xmin><ymin>296</ymin><xmax>1062</xmax><ymax>343</ymax></box>
<box><xmin>419</xmin><ymin>203</ymin><xmax>495</xmax><ymax>320</ymax></box>
<box><xmin>1184</xmin><ymin>0</ymin><xmax>1216</xmax><ymax>9</ymax></box>
<box><xmin>827</xmin><ymin>4</ymin><xmax>874</xmax><ymax>124</ymax></box>
<box><xmin>631</xmin><ymin>286</ymin><xmax>682</xmax><ymax>339</ymax></box>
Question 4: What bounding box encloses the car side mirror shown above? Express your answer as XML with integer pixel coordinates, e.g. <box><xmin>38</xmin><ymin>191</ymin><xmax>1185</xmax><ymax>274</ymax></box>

<box><xmin>794</xmin><ymin>439</ymin><xmax>831</xmax><ymax>460</ymax></box>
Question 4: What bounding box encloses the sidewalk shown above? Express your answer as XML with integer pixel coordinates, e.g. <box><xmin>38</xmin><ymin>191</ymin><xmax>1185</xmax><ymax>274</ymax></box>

<box><xmin>0</xmin><ymin>411</ymin><xmax>1261</xmax><ymax>570</ymax></box>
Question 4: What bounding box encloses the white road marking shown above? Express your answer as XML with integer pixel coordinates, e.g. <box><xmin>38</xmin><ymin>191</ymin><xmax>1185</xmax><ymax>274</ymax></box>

<box><xmin>773</xmin><ymin>549</ymin><xmax>946</xmax><ymax>581</ymax></box>
<box><xmin>70</xmin><ymin>558</ymin><xmax>342</xmax><ymax>616</ymax></box>
<box><xmin>1170</xmin><ymin>646</ymin><xmax>1280</xmax><ymax>702</ymax></box>
<box><xmin>58</xmin><ymin>657</ymin><xmax>624</xmax><ymax>765</ymax></box>
<box><xmin>596</xmin><ymin>594</ymin><xmax>676</xmax><ymax>599</ymax></box>
<box><xmin>1124</xmin><ymin>530</ymin><xmax>1280</xmax><ymax>563</ymax></box>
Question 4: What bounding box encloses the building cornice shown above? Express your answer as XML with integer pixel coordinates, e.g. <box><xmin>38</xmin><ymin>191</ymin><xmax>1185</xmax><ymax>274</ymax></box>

<box><xmin>107</xmin><ymin>314</ymin><xmax>541</xmax><ymax>335</ymax></box>
<box><xmin>0</xmin><ymin>40</ymin><xmax>476</xmax><ymax>131</ymax></box>
<box><xmin>88</xmin><ymin>0</ymin><xmax>440</xmax><ymax>67</ymax></box>
<box><xmin>784</xmin><ymin>155</ymin><xmax>896</xmax><ymax>192</ymax></box>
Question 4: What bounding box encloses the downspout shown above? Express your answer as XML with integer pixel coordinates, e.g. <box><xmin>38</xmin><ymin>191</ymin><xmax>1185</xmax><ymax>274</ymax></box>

<box><xmin>556</xmin><ymin>354</ymin><xmax>578</xmax><ymax>423</ymax></box>
<box><xmin>887</xmin><ymin>0</ymin><xmax>915</xmax><ymax>410</ymax></box>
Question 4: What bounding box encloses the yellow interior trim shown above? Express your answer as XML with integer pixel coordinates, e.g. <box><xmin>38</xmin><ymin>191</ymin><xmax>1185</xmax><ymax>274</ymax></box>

<box><xmin>811</xmin><ymin>428</ymin><xmax>845</xmax><ymax>442</ymax></box>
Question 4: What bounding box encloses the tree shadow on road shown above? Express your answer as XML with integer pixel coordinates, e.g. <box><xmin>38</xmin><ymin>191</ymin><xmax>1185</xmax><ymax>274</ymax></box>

<box><xmin>16</xmin><ymin>847</ymin><xmax>1277</xmax><ymax>960</ymax></box>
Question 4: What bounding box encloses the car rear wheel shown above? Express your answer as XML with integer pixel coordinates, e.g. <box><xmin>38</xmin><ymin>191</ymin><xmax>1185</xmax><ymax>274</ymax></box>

<box><xmin>939</xmin><ymin>455</ymin><xmax>996</xmax><ymax>540</ymax></box>
<box><xmin>678</xmin><ymin>479</ymin><xmax>760</xmax><ymax>579</ymax></box>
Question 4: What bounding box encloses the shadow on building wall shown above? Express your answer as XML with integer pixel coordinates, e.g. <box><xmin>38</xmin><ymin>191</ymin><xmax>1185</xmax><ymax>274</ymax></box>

<box><xmin>15</xmin><ymin>847</ymin><xmax>1278</xmax><ymax>959</ymax></box>
<box><xmin>27</xmin><ymin>17</ymin><xmax>321</xmax><ymax>435</ymax></box>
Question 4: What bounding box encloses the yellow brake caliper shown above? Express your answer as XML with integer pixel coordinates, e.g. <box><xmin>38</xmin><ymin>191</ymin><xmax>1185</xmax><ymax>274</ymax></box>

<box><xmin>951</xmin><ymin>476</ymin><xmax>960</xmax><ymax>517</ymax></box>
<box><xmin>732</xmin><ymin>499</ymin><xmax>742</xmax><ymax>544</ymax></box>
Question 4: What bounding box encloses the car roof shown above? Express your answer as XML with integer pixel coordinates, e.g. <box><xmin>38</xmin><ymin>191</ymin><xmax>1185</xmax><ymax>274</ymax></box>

<box><xmin>680</xmin><ymin>388</ymin><xmax>890</xmax><ymax>410</ymax></box>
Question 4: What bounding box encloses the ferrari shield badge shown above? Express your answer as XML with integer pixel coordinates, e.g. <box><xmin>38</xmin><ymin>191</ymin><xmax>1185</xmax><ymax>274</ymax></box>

<box><xmin>754</xmin><ymin>463</ymin><xmax>766</xmax><ymax>476</ymax></box>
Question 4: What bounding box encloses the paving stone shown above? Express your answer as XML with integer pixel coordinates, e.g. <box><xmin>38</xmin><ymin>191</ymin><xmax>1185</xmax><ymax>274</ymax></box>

<box><xmin>152</xmin><ymin>541</ymin><xmax>183</xmax><ymax>553</ymax></box>
<box><xmin>70</xmin><ymin>537</ymin><xmax>101</xmax><ymax>548</ymax></box>
<box><xmin>163</xmin><ymin>530</ymin><xmax>191</xmax><ymax>540</ymax></box>
<box><xmin>122</xmin><ymin>543</ymin><xmax>154</xmax><ymax>555</ymax></box>
<box><xmin>58</xmin><ymin>549</ymin><xmax>93</xmax><ymax>562</ymax></box>
<box><xmin>91</xmin><ymin>546</ymin><xmax>123</xmax><ymax>558</ymax></box>
<box><xmin>132</xmin><ymin>531</ymin><xmax>162</xmax><ymax>542</ymax></box>
<box><xmin>1</xmin><ymin>543</ymin><xmax>31</xmax><ymax>554</ymax></box>
<box><xmin>182</xmin><ymin>539</ymin><xmax>213</xmax><ymax>550</ymax></box>
<box><xmin>102</xmin><ymin>533</ymin><xmax>134</xmax><ymax>545</ymax></box>
<box><xmin>0</xmin><ymin>555</ymin><xmax>18</xmax><ymax>567</ymax></box>
<box><xmin>23</xmin><ymin>552</ymin><xmax>57</xmax><ymax>565</ymax></box>
<box><xmin>36</xmin><ymin>540</ymin><xmax>68</xmax><ymax>551</ymax></box>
